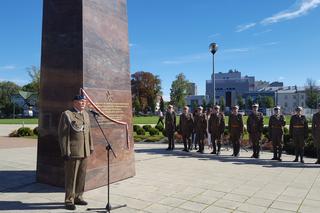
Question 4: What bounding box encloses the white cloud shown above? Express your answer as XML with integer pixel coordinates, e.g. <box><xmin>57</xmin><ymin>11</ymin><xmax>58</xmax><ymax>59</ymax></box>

<box><xmin>208</xmin><ymin>33</ymin><xmax>220</xmax><ymax>38</ymax></box>
<box><xmin>261</xmin><ymin>0</ymin><xmax>320</xmax><ymax>25</ymax></box>
<box><xmin>129</xmin><ymin>43</ymin><xmax>137</xmax><ymax>47</ymax></box>
<box><xmin>235</xmin><ymin>23</ymin><xmax>256</xmax><ymax>32</ymax></box>
<box><xmin>253</xmin><ymin>29</ymin><xmax>272</xmax><ymax>36</ymax></box>
<box><xmin>261</xmin><ymin>41</ymin><xmax>279</xmax><ymax>46</ymax></box>
<box><xmin>0</xmin><ymin>65</ymin><xmax>16</xmax><ymax>70</ymax></box>
<box><xmin>278</xmin><ymin>76</ymin><xmax>285</xmax><ymax>80</ymax></box>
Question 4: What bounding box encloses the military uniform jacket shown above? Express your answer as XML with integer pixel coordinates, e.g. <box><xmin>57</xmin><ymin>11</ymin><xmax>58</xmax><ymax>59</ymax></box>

<box><xmin>228</xmin><ymin>114</ymin><xmax>244</xmax><ymax>138</ymax></box>
<box><xmin>289</xmin><ymin>114</ymin><xmax>308</xmax><ymax>139</ymax></box>
<box><xmin>269</xmin><ymin>114</ymin><xmax>286</xmax><ymax>138</ymax></box>
<box><xmin>58</xmin><ymin>109</ymin><xmax>94</xmax><ymax>158</ymax></box>
<box><xmin>312</xmin><ymin>112</ymin><xmax>320</xmax><ymax>146</ymax></box>
<box><xmin>165</xmin><ymin>111</ymin><xmax>176</xmax><ymax>133</ymax></box>
<box><xmin>208</xmin><ymin>113</ymin><xmax>225</xmax><ymax>137</ymax></box>
<box><xmin>194</xmin><ymin>113</ymin><xmax>207</xmax><ymax>134</ymax></box>
<box><xmin>179</xmin><ymin>112</ymin><xmax>194</xmax><ymax>135</ymax></box>
<box><xmin>247</xmin><ymin>112</ymin><xmax>264</xmax><ymax>134</ymax></box>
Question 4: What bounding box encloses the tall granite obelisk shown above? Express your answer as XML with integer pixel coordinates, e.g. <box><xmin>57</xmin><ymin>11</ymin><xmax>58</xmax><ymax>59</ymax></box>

<box><xmin>37</xmin><ymin>0</ymin><xmax>135</xmax><ymax>190</ymax></box>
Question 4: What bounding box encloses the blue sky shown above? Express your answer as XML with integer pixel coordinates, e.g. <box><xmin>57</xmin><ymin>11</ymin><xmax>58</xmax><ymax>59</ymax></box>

<box><xmin>1</xmin><ymin>0</ymin><xmax>320</xmax><ymax>101</ymax></box>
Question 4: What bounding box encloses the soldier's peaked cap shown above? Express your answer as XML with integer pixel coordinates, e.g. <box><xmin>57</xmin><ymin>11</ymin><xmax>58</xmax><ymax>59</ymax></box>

<box><xmin>73</xmin><ymin>95</ymin><xmax>86</xmax><ymax>100</ymax></box>
<box><xmin>274</xmin><ymin>106</ymin><xmax>280</xmax><ymax>110</ymax></box>
<box><xmin>214</xmin><ymin>105</ymin><xmax>220</xmax><ymax>109</ymax></box>
<box><xmin>232</xmin><ymin>105</ymin><xmax>239</xmax><ymax>109</ymax></box>
<box><xmin>296</xmin><ymin>106</ymin><xmax>303</xmax><ymax>111</ymax></box>
<box><xmin>198</xmin><ymin>106</ymin><xmax>203</xmax><ymax>109</ymax></box>
<box><xmin>252</xmin><ymin>103</ymin><xmax>259</xmax><ymax>107</ymax></box>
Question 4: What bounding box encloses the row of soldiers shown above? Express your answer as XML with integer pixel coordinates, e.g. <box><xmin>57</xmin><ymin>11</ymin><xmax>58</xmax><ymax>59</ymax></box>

<box><xmin>164</xmin><ymin>103</ymin><xmax>320</xmax><ymax>164</ymax></box>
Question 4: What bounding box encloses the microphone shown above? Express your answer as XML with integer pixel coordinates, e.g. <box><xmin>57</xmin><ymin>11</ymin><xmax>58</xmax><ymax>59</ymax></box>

<box><xmin>89</xmin><ymin>109</ymin><xmax>100</xmax><ymax>117</ymax></box>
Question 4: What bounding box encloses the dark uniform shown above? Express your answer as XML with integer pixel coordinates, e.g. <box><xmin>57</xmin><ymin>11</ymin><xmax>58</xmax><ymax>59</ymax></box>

<box><xmin>165</xmin><ymin>110</ymin><xmax>176</xmax><ymax>150</ymax></box>
<box><xmin>269</xmin><ymin>113</ymin><xmax>286</xmax><ymax>160</ymax></box>
<box><xmin>179</xmin><ymin>112</ymin><xmax>194</xmax><ymax>151</ymax></box>
<box><xmin>228</xmin><ymin>113</ymin><xmax>244</xmax><ymax>156</ymax></box>
<box><xmin>312</xmin><ymin>111</ymin><xmax>320</xmax><ymax>163</ymax></box>
<box><xmin>194</xmin><ymin>112</ymin><xmax>207</xmax><ymax>153</ymax></box>
<box><xmin>247</xmin><ymin>111</ymin><xmax>264</xmax><ymax>158</ymax></box>
<box><xmin>289</xmin><ymin>113</ymin><xmax>308</xmax><ymax>163</ymax></box>
<box><xmin>58</xmin><ymin>108</ymin><xmax>94</xmax><ymax>207</ymax></box>
<box><xmin>208</xmin><ymin>112</ymin><xmax>225</xmax><ymax>154</ymax></box>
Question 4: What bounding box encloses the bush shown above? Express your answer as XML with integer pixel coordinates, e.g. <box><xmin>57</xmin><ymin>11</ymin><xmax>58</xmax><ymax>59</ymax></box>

<box><xmin>143</xmin><ymin>125</ymin><xmax>152</xmax><ymax>132</ymax></box>
<box><xmin>155</xmin><ymin>124</ymin><xmax>164</xmax><ymax>132</ymax></box>
<box><xmin>136</xmin><ymin>128</ymin><xmax>146</xmax><ymax>135</ymax></box>
<box><xmin>133</xmin><ymin>125</ymin><xmax>141</xmax><ymax>132</ymax></box>
<box><xmin>149</xmin><ymin>127</ymin><xmax>159</xmax><ymax>136</ymax></box>
<box><xmin>17</xmin><ymin>127</ymin><xmax>34</xmax><ymax>137</ymax></box>
<box><xmin>33</xmin><ymin>127</ymin><xmax>39</xmax><ymax>135</ymax></box>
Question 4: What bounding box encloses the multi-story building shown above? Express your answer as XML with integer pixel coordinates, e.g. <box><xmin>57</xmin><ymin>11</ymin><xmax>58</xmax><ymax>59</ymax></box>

<box><xmin>206</xmin><ymin>70</ymin><xmax>255</xmax><ymax>107</ymax></box>
<box><xmin>276</xmin><ymin>86</ymin><xmax>306</xmax><ymax>114</ymax></box>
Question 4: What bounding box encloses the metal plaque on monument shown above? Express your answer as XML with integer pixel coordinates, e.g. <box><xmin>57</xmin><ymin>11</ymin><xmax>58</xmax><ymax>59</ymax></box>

<box><xmin>37</xmin><ymin>0</ymin><xmax>135</xmax><ymax>190</ymax></box>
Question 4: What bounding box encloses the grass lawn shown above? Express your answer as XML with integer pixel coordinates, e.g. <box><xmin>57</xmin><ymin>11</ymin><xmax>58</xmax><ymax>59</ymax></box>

<box><xmin>0</xmin><ymin>115</ymin><xmax>292</xmax><ymax>125</ymax></box>
<box><xmin>0</xmin><ymin>118</ymin><xmax>38</xmax><ymax>124</ymax></box>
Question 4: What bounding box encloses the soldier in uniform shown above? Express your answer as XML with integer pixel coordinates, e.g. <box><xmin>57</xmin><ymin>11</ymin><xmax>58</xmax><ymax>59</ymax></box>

<box><xmin>247</xmin><ymin>103</ymin><xmax>264</xmax><ymax>158</ymax></box>
<box><xmin>58</xmin><ymin>95</ymin><xmax>94</xmax><ymax>211</ymax></box>
<box><xmin>208</xmin><ymin>105</ymin><xmax>225</xmax><ymax>155</ymax></box>
<box><xmin>179</xmin><ymin>106</ymin><xmax>194</xmax><ymax>152</ymax></box>
<box><xmin>312</xmin><ymin>103</ymin><xmax>320</xmax><ymax>164</ymax></box>
<box><xmin>194</xmin><ymin>106</ymin><xmax>207</xmax><ymax>153</ymax></box>
<box><xmin>165</xmin><ymin>104</ymin><xmax>176</xmax><ymax>150</ymax></box>
<box><xmin>228</xmin><ymin>105</ymin><xmax>244</xmax><ymax>157</ymax></box>
<box><xmin>269</xmin><ymin>106</ymin><xmax>286</xmax><ymax>161</ymax></box>
<box><xmin>290</xmin><ymin>106</ymin><xmax>308</xmax><ymax>163</ymax></box>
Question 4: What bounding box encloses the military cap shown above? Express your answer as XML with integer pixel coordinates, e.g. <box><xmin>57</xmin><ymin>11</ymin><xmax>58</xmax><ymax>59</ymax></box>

<box><xmin>274</xmin><ymin>106</ymin><xmax>281</xmax><ymax>110</ymax></box>
<box><xmin>232</xmin><ymin>105</ymin><xmax>239</xmax><ymax>109</ymax></box>
<box><xmin>73</xmin><ymin>95</ymin><xmax>86</xmax><ymax>101</ymax></box>
<box><xmin>296</xmin><ymin>106</ymin><xmax>303</xmax><ymax>111</ymax></box>
<box><xmin>214</xmin><ymin>105</ymin><xmax>220</xmax><ymax>109</ymax></box>
<box><xmin>168</xmin><ymin>104</ymin><xmax>173</xmax><ymax>108</ymax></box>
<box><xmin>198</xmin><ymin>106</ymin><xmax>203</xmax><ymax>110</ymax></box>
<box><xmin>252</xmin><ymin>103</ymin><xmax>259</xmax><ymax>107</ymax></box>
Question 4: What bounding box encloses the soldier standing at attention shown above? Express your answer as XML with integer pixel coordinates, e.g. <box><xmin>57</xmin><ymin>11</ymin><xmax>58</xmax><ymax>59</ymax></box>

<box><xmin>312</xmin><ymin>103</ymin><xmax>320</xmax><ymax>164</ymax></box>
<box><xmin>179</xmin><ymin>106</ymin><xmax>194</xmax><ymax>152</ymax></box>
<box><xmin>58</xmin><ymin>95</ymin><xmax>94</xmax><ymax>211</ymax></box>
<box><xmin>269</xmin><ymin>106</ymin><xmax>286</xmax><ymax>161</ymax></box>
<box><xmin>208</xmin><ymin>105</ymin><xmax>225</xmax><ymax>155</ymax></box>
<box><xmin>194</xmin><ymin>106</ymin><xmax>207</xmax><ymax>153</ymax></box>
<box><xmin>290</xmin><ymin>107</ymin><xmax>308</xmax><ymax>163</ymax></box>
<box><xmin>165</xmin><ymin>105</ymin><xmax>176</xmax><ymax>150</ymax></box>
<box><xmin>247</xmin><ymin>103</ymin><xmax>264</xmax><ymax>159</ymax></box>
<box><xmin>228</xmin><ymin>105</ymin><xmax>244</xmax><ymax>157</ymax></box>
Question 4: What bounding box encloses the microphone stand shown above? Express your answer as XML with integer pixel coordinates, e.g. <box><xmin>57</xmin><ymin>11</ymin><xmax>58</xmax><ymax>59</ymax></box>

<box><xmin>87</xmin><ymin>111</ymin><xmax>127</xmax><ymax>212</ymax></box>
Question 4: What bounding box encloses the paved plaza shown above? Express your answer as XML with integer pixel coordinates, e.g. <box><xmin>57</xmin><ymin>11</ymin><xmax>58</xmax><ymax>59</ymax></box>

<box><xmin>1</xmin><ymin>137</ymin><xmax>320</xmax><ymax>212</ymax></box>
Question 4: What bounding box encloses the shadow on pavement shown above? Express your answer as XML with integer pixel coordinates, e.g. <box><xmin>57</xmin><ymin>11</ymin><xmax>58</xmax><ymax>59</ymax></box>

<box><xmin>0</xmin><ymin>201</ymin><xmax>64</xmax><ymax>211</ymax></box>
<box><xmin>0</xmin><ymin>170</ymin><xmax>63</xmax><ymax>193</ymax></box>
<box><xmin>135</xmin><ymin>147</ymin><xmax>320</xmax><ymax>169</ymax></box>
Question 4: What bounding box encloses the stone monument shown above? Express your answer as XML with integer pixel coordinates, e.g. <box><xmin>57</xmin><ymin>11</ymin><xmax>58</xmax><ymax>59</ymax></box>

<box><xmin>37</xmin><ymin>0</ymin><xmax>135</xmax><ymax>190</ymax></box>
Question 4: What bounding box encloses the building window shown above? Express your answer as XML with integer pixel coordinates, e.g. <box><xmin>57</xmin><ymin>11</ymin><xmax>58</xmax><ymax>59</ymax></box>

<box><xmin>301</xmin><ymin>95</ymin><xmax>304</xmax><ymax>99</ymax></box>
<box><xmin>284</xmin><ymin>102</ymin><xmax>288</xmax><ymax>107</ymax></box>
<box><xmin>293</xmin><ymin>95</ymin><xmax>296</xmax><ymax>99</ymax></box>
<box><xmin>284</xmin><ymin>95</ymin><xmax>288</xmax><ymax>99</ymax></box>
<box><xmin>301</xmin><ymin>102</ymin><xmax>304</xmax><ymax>107</ymax></box>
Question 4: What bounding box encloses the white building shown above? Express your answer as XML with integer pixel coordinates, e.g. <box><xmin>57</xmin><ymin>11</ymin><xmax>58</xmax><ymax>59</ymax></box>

<box><xmin>276</xmin><ymin>86</ymin><xmax>306</xmax><ymax>114</ymax></box>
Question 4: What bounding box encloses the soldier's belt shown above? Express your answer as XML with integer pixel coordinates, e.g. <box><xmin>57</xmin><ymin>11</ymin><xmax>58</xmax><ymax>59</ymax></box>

<box><xmin>231</xmin><ymin>125</ymin><xmax>239</xmax><ymax>128</ymax></box>
<box><xmin>293</xmin><ymin>126</ymin><xmax>304</xmax><ymax>128</ymax></box>
<box><xmin>272</xmin><ymin>126</ymin><xmax>282</xmax><ymax>129</ymax></box>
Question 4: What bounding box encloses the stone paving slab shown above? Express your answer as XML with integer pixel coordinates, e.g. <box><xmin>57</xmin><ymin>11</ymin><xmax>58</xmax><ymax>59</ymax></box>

<box><xmin>1</xmin><ymin>141</ymin><xmax>320</xmax><ymax>212</ymax></box>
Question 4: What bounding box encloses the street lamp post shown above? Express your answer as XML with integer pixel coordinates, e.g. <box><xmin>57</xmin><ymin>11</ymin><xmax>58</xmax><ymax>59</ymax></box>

<box><xmin>209</xmin><ymin>43</ymin><xmax>218</xmax><ymax>105</ymax></box>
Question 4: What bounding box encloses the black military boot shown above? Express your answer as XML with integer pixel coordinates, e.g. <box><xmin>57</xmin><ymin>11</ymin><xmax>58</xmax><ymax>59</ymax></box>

<box><xmin>271</xmin><ymin>148</ymin><xmax>277</xmax><ymax>160</ymax></box>
<box><xmin>300</xmin><ymin>149</ymin><xmax>304</xmax><ymax>163</ymax></box>
<box><xmin>217</xmin><ymin>143</ymin><xmax>221</xmax><ymax>155</ymax></box>
<box><xmin>293</xmin><ymin>149</ymin><xmax>299</xmax><ymax>162</ymax></box>
<box><xmin>278</xmin><ymin>148</ymin><xmax>282</xmax><ymax>162</ymax></box>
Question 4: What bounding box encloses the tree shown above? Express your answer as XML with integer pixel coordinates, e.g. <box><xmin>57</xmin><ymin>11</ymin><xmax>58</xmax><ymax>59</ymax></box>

<box><xmin>133</xmin><ymin>96</ymin><xmax>141</xmax><ymax>114</ymax></box>
<box><xmin>170</xmin><ymin>73</ymin><xmax>189</xmax><ymax>110</ymax></box>
<box><xmin>0</xmin><ymin>81</ymin><xmax>21</xmax><ymax>116</ymax></box>
<box><xmin>202</xmin><ymin>98</ymin><xmax>207</xmax><ymax>112</ymax></box>
<box><xmin>22</xmin><ymin>65</ymin><xmax>40</xmax><ymax>92</ymax></box>
<box><xmin>237</xmin><ymin>95</ymin><xmax>245</xmax><ymax>109</ymax></box>
<box><xmin>191</xmin><ymin>101</ymin><xmax>198</xmax><ymax>112</ymax></box>
<box><xmin>159</xmin><ymin>96</ymin><xmax>165</xmax><ymax>112</ymax></box>
<box><xmin>131</xmin><ymin>71</ymin><xmax>161</xmax><ymax>111</ymax></box>
<box><xmin>219</xmin><ymin>96</ymin><xmax>225</xmax><ymax>111</ymax></box>
<box><xmin>262</xmin><ymin>96</ymin><xmax>275</xmax><ymax>108</ymax></box>
<box><xmin>246</xmin><ymin>96</ymin><xmax>253</xmax><ymax>109</ymax></box>
<box><xmin>305</xmin><ymin>79</ymin><xmax>319</xmax><ymax>109</ymax></box>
